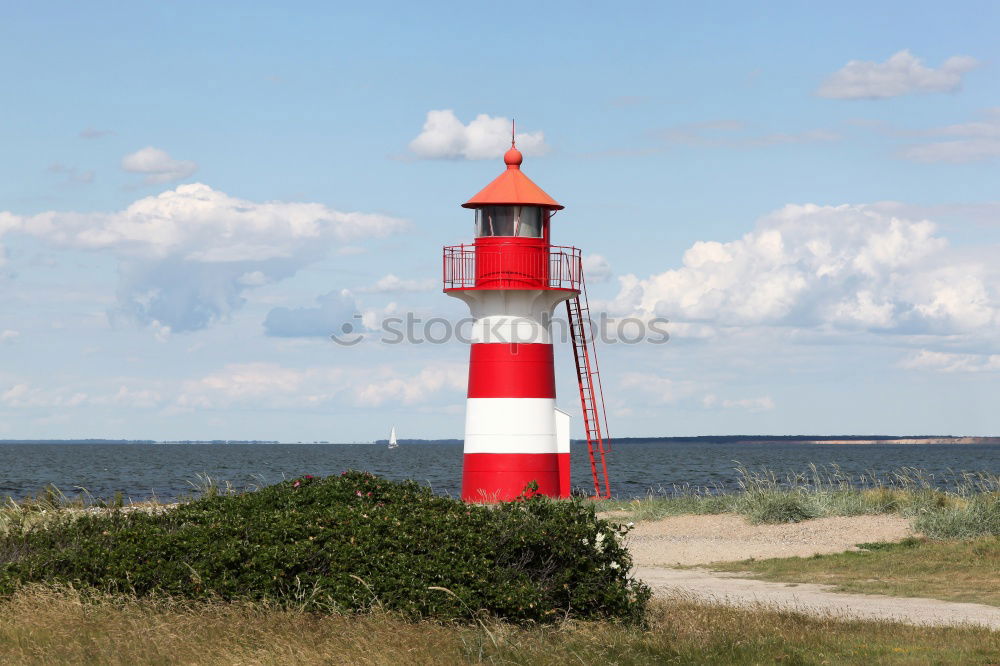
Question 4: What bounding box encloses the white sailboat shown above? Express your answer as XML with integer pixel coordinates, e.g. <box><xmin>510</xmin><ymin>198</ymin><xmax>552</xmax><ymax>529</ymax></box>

<box><xmin>387</xmin><ymin>425</ymin><xmax>399</xmax><ymax>449</ymax></box>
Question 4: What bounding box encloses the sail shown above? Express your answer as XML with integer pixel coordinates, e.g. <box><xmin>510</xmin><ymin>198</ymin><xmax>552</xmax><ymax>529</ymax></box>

<box><xmin>388</xmin><ymin>426</ymin><xmax>398</xmax><ymax>449</ymax></box>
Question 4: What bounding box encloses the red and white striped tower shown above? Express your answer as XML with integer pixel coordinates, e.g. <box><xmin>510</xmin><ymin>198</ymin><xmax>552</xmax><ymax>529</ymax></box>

<box><xmin>443</xmin><ymin>138</ymin><xmax>582</xmax><ymax>502</ymax></box>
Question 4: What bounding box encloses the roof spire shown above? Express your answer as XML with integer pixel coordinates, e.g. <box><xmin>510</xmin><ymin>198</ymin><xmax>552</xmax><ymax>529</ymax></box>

<box><xmin>503</xmin><ymin>116</ymin><xmax>523</xmax><ymax>169</ymax></box>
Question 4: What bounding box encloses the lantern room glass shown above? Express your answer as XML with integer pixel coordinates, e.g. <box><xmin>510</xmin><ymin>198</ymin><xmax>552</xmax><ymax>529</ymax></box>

<box><xmin>475</xmin><ymin>205</ymin><xmax>543</xmax><ymax>238</ymax></box>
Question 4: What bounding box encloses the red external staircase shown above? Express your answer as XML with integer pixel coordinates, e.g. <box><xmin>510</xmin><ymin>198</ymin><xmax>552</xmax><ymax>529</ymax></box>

<box><xmin>566</xmin><ymin>269</ymin><xmax>612</xmax><ymax>499</ymax></box>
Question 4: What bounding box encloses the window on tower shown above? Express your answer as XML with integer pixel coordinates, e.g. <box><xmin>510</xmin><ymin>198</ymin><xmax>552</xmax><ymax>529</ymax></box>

<box><xmin>475</xmin><ymin>206</ymin><xmax>543</xmax><ymax>238</ymax></box>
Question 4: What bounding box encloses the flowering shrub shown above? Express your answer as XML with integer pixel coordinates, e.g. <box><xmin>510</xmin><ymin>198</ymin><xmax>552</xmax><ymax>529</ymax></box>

<box><xmin>0</xmin><ymin>472</ymin><xmax>649</xmax><ymax>623</ymax></box>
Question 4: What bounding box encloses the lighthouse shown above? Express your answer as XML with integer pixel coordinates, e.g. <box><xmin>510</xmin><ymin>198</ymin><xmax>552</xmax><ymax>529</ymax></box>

<box><xmin>443</xmin><ymin>133</ymin><xmax>611</xmax><ymax>502</ymax></box>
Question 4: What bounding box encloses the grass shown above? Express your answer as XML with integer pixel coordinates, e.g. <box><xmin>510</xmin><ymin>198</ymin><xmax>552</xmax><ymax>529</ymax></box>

<box><xmin>602</xmin><ymin>464</ymin><xmax>1000</xmax><ymax>529</ymax></box>
<box><xmin>0</xmin><ymin>473</ymin><xmax>246</xmax><ymax>537</ymax></box>
<box><xmin>0</xmin><ymin>586</ymin><xmax>998</xmax><ymax>665</ymax></box>
<box><xmin>711</xmin><ymin>536</ymin><xmax>1000</xmax><ymax>607</ymax></box>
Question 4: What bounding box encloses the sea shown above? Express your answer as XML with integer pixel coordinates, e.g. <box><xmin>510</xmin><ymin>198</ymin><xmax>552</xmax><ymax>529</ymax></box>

<box><xmin>1</xmin><ymin>441</ymin><xmax>998</xmax><ymax>502</ymax></box>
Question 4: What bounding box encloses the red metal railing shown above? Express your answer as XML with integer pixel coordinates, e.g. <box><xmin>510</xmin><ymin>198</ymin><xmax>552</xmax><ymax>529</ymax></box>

<box><xmin>443</xmin><ymin>243</ymin><xmax>582</xmax><ymax>290</ymax></box>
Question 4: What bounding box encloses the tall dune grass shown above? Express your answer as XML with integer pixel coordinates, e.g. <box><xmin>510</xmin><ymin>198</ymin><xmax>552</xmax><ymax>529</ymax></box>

<box><xmin>604</xmin><ymin>464</ymin><xmax>1000</xmax><ymax>533</ymax></box>
<box><xmin>6</xmin><ymin>465</ymin><xmax>999</xmax><ymax>537</ymax></box>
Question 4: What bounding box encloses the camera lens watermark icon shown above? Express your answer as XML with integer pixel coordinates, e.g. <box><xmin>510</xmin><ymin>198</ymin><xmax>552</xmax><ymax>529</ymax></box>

<box><xmin>329</xmin><ymin>314</ymin><xmax>365</xmax><ymax>346</ymax></box>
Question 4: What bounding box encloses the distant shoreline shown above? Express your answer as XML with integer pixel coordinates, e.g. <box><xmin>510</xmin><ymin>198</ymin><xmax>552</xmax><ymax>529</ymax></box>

<box><xmin>1</xmin><ymin>436</ymin><xmax>997</xmax><ymax>446</ymax></box>
<box><xmin>605</xmin><ymin>436</ymin><xmax>1000</xmax><ymax>446</ymax></box>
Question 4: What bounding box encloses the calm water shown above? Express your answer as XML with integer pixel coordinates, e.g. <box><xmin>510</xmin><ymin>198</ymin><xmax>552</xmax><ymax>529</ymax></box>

<box><xmin>1</xmin><ymin>442</ymin><xmax>997</xmax><ymax>502</ymax></box>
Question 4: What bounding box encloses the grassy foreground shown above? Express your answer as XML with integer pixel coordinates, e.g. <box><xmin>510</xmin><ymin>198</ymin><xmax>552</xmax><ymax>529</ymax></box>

<box><xmin>1</xmin><ymin>586</ymin><xmax>998</xmax><ymax>665</ymax></box>
<box><xmin>711</xmin><ymin>536</ymin><xmax>1000</xmax><ymax>607</ymax></box>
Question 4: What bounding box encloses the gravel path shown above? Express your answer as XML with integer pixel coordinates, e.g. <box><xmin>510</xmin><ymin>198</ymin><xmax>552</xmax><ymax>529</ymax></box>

<box><xmin>638</xmin><ymin>567</ymin><xmax>1000</xmax><ymax>630</ymax></box>
<box><xmin>625</xmin><ymin>513</ymin><xmax>1000</xmax><ymax>630</ymax></box>
<box><xmin>626</xmin><ymin>513</ymin><xmax>914</xmax><ymax>567</ymax></box>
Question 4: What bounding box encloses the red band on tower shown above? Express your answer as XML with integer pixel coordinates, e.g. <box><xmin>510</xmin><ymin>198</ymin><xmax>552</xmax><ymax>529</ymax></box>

<box><xmin>468</xmin><ymin>343</ymin><xmax>555</xmax><ymax>398</ymax></box>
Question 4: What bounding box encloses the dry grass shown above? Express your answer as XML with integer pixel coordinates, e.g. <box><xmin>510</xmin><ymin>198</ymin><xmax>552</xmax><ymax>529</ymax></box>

<box><xmin>711</xmin><ymin>536</ymin><xmax>1000</xmax><ymax>607</ymax></box>
<box><xmin>0</xmin><ymin>586</ymin><xmax>998</xmax><ymax>665</ymax></box>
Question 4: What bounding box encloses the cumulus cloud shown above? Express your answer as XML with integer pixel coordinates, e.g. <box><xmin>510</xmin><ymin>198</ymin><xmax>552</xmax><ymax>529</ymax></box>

<box><xmin>4</xmin><ymin>183</ymin><xmax>408</xmax><ymax>331</ymax></box>
<box><xmin>0</xmin><ymin>330</ymin><xmax>18</xmax><ymax>344</ymax></box>
<box><xmin>357</xmin><ymin>274</ymin><xmax>437</xmax><ymax>293</ymax></box>
<box><xmin>583</xmin><ymin>254</ymin><xmax>612</xmax><ymax>283</ymax></box>
<box><xmin>818</xmin><ymin>50</ymin><xmax>979</xmax><ymax>100</ymax></box>
<box><xmin>1</xmin><ymin>359</ymin><xmax>464</xmax><ymax>414</ymax></box>
<box><xmin>900</xmin><ymin>349</ymin><xmax>1000</xmax><ymax>373</ymax></box>
<box><xmin>177</xmin><ymin>362</ymin><xmax>465</xmax><ymax>410</ymax></box>
<box><xmin>0</xmin><ymin>212</ymin><xmax>19</xmax><ymax>266</ymax></box>
<box><xmin>121</xmin><ymin>147</ymin><xmax>198</xmax><ymax>184</ymax></box>
<box><xmin>611</xmin><ymin>203</ymin><xmax>1000</xmax><ymax>338</ymax></box>
<box><xmin>264</xmin><ymin>289</ymin><xmax>359</xmax><ymax>338</ymax></box>
<box><xmin>900</xmin><ymin>108</ymin><xmax>1000</xmax><ymax>164</ymax></box>
<box><xmin>0</xmin><ymin>382</ymin><xmax>160</xmax><ymax>409</ymax></box>
<box><xmin>620</xmin><ymin>372</ymin><xmax>701</xmax><ymax>404</ymax></box>
<box><xmin>619</xmin><ymin>373</ymin><xmax>774</xmax><ymax>412</ymax></box>
<box><xmin>408</xmin><ymin>110</ymin><xmax>549</xmax><ymax>160</ymax></box>
<box><xmin>353</xmin><ymin>364</ymin><xmax>467</xmax><ymax>406</ymax></box>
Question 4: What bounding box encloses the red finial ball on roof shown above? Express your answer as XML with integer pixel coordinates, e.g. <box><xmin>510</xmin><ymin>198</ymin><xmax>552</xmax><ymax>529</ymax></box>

<box><xmin>503</xmin><ymin>145</ymin><xmax>523</xmax><ymax>168</ymax></box>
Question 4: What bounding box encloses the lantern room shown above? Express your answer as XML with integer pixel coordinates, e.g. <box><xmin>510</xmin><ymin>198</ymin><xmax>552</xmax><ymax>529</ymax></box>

<box><xmin>463</xmin><ymin>144</ymin><xmax>563</xmax><ymax>241</ymax></box>
<box><xmin>444</xmin><ymin>143</ymin><xmax>580</xmax><ymax>291</ymax></box>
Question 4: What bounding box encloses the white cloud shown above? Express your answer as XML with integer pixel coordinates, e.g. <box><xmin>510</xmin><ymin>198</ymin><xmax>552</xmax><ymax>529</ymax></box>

<box><xmin>0</xmin><ymin>382</ymin><xmax>160</xmax><ymax>409</ymax></box>
<box><xmin>620</xmin><ymin>372</ymin><xmax>701</xmax><ymax>404</ymax></box>
<box><xmin>121</xmin><ymin>147</ymin><xmax>198</xmax><ymax>184</ymax></box>
<box><xmin>900</xmin><ymin>349</ymin><xmax>1000</xmax><ymax>373</ymax></box>
<box><xmin>621</xmin><ymin>374</ymin><xmax>774</xmax><ymax>412</ymax></box>
<box><xmin>611</xmin><ymin>203</ymin><xmax>1000</xmax><ymax>338</ymax></box>
<box><xmin>177</xmin><ymin>362</ymin><xmax>465</xmax><ymax>410</ymax></box>
<box><xmin>0</xmin><ymin>330</ymin><xmax>19</xmax><ymax>344</ymax></box>
<box><xmin>900</xmin><ymin>109</ymin><xmax>1000</xmax><ymax>164</ymax></box>
<box><xmin>0</xmin><ymin>212</ymin><xmax>20</xmax><ymax>266</ymax></box>
<box><xmin>818</xmin><ymin>50</ymin><xmax>979</xmax><ymax>100</ymax></box>
<box><xmin>89</xmin><ymin>386</ymin><xmax>163</xmax><ymax>408</ymax></box>
<box><xmin>353</xmin><ymin>364</ymin><xmax>466</xmax><ymax>406</ymax></box>
<box><xmin>408</xmin><ymin>110</ymin><xmax>549</xmax><ymax>160</ymax></box>
<box><xmin>358</xmin><ymin>274</ymin><xmax>437</xmax><ymax>293</ymax></box>
<box><xmin>582</xmin><ymin>254</ymin><xmax>612</xmax><ymax>283</ymax></box>
<box><xmin>4</xmin><ymin>183</ymin><xmax>408</xmax><ymax>331</ymax></box>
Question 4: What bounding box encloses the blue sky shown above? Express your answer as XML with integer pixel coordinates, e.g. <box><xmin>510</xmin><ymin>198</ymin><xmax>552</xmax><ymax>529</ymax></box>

<box><xmin>1</xmin><ymin>1</ymin><xmax>998</xmax><ymax>440</ymax></box>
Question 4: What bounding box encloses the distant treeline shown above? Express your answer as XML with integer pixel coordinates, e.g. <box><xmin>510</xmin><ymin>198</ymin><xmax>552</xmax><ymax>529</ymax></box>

<box><xmin>0</xmin><ymin>439</ymin><xmax>157</xmax><ymax>445</ymax></box>
<box><xmin>0</xmin><ymin>439</ymin><xmax>276</xmax><ymax>445</ymax></box>
<box><xmin>373</xmin><ymin>439</ymin><xmax>464</xmax><ymax>446</ymax></box>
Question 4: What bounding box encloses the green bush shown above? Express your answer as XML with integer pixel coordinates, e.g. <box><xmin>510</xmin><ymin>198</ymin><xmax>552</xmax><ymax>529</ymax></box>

<box><xmin>0</xmin><ymin>472</ymin><xmax>649</xmax><ymax>624</ymax></box>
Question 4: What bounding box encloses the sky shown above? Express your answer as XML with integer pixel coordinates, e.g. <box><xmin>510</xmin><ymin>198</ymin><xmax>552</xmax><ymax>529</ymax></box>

<box><xmin>1</xmin><ymin>1</ymin><xmax>998</xmax><ymax>440</ymax></box>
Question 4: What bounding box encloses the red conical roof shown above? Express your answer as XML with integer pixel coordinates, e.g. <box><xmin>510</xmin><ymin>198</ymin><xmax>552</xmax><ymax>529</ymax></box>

<box><xmin>462</xmin><ymin>144</ymin><xmax>563</xmax><ymax>210</ymax></box>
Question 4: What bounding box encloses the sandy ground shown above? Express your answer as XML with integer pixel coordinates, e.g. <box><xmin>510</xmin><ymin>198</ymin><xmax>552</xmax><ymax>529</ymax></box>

<box><xmin>625</xmin><ymin>513</ymin><xmax>1000</xmax><ymax>630</ymax></box>
<box><xmin>626</xmin><ymin>513</ymin><xmax>914</xmax><ymax>567</ymax></box>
